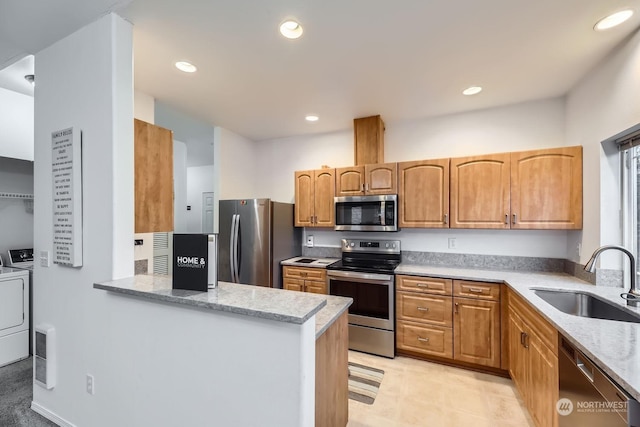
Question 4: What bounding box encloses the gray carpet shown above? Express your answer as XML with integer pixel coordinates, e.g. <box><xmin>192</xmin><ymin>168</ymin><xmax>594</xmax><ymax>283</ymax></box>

<box><xmin>0</xmin><ymin>357</ymin><xmax>57</xmax><ymax>427</ymax></box>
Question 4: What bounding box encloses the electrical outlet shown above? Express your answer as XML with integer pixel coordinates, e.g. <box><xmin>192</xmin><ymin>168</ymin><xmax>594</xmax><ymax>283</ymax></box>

<box><xmin>306</xmin><ymin>235</ymin><xmax>314</xmax><ymax>248</ymax></box>
<box><xmin>577</xmin><ymin>243</ymin><xmax>582</xmax><ymax>258</ymax></box>
<box><xmin>86</xmin><ymin>374</ymin><xmax>95</xmax><ymax>395</ymax></box>
<box><xmin>448</xmin><ymin>238</ymin><xmax>457</xmax><ymax>249</ymax></box>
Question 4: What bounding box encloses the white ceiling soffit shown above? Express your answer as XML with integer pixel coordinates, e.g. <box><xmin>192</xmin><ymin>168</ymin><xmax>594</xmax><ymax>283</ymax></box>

<box><xmin>0</xmin><ymin>0</ymin><xmax>133</xmax><ymax>68</ymax></box>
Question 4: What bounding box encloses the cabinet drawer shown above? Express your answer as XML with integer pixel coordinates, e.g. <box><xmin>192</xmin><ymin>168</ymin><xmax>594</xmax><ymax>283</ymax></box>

<box><xmin>283</xmin><ymin>266</ymin><xmax>326</xmax><ymax>281</ymax></box>
<box><xmin>397</xmin><ymin>320</ymin><xmax>453</xmax><ymax>358</ymax></box>
<box><xmin>305</xmin><ymin>280</ymin><xmax>327</xmax><ymax>295</ymax></box>
<box><xmin>453</xmin><ymin>280</ymin><xmax>500</xmax><ymax>301</ymax></box>
<box><xmin>397</xmin><ymin>292</ymin><xmax>452</xmax><ymax>327</ymax></box>
<box><xmin>397</xmin><ymin>275</ymin><xmax>452</xmax><ymax>295</ymax></box>
<box><xmin>283</xmin><ymin>278</ymin><xmax>304</xmax><ymax>292</ymax></box>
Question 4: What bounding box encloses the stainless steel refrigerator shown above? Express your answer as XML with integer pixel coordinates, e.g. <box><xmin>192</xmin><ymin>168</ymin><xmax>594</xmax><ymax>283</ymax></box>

<box><xmin>218</xmin><ymin>199</ymin><xmax>301</xmax><ymax>288</ymax></box>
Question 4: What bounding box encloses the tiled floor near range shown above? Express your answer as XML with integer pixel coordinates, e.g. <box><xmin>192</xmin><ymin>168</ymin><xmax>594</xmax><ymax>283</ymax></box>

<box><xmin>347</xmin><ymin>351</ymin><xmax>535</xmax><ymax>427</ymax></box>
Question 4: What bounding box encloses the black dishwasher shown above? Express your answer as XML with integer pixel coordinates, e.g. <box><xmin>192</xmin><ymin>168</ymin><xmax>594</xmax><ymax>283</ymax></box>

<box><xmin>559</xmin><ymin>335</ymin><xmax>640</xmax><ymax>426</ymax></box>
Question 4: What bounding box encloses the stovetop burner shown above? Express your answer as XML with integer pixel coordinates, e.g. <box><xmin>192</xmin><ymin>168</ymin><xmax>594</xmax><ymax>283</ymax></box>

<box><xmin>327</xmin><ymin>238</ymin><xmax>401</xmax><ymax>274</ymax></box>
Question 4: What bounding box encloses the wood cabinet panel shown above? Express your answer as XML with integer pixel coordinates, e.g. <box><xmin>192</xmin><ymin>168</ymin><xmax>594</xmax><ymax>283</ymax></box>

<box><xmin>283</xmin><ymin>278</ymin><xmax>304</xmax><ymax>292</ymax></box>
<box><xmin>450</xmin><ymin>153</ymin><xmax>510</xmax><ymax>229</ymax></box>
<box><xmin>453</xmin><ymin>280</ymin><xmax>500</xmax><ymax>301</ymax></box>
<box><xmin>354</xmin><ymin>115</ymin><xmax>384</xmax><ymax>166</ymax></box>
<box><xmin>397</xmin><ymin>275</ymin><xmax>452</xmax><ymax>295</ymax></box>
<box><xmin>335</xmin><ymin>166</ymin><xmax>365</xmax><ymax>196</ymax></box>
<box><xmin>453</xmin><ymin>298</ymin><xmax>501</xmax><ymax>368</ymax></box>
<box><xmin>398</xmin><ymin>158</ymin><xmax>450</xmax><ymax>228</ymax></box>
<box><xmin>396</xmin><ymin>320</ymin><xmax>453</xmax><ymax>358</ymax></box>
<box><xmin>397</xmin><ymin>293</ymin><xmax>453</xmax><ymax>327</ymax></box>
<box><xmin>508</xmin><ymin>307</ymin><xmax>527</xmax><ymax>393</ymax></box>
<box><xmin>134</xmin><ymin>119</ymin><xmax>174</xmax><ymax>233</ymax></box>
<box><xmin>294</xmin><ymin>170</ymin><xmax>314</xmax><ymax>227</ymax></box>
<box><xmin>282</xmin><ymin>266</ymin><xmax>327</xmax><ymax>294</ymax></box>
<box><xmin>314</xmin><ymin>169</ymin><xmax>336</xmax><ymax>227</ymax></box>
<box><xmin>511</xmin><ymin>146</ymin><xmax>582</xmax><ymax>229</ymax></box>
<box><xmin>306</xmin><ymin>280</ymin><xmax>328</xmax><ymax>295</ymax></box>
<box><xmin>528</xmin><ymin>332</ymin><xmax>559</xmax><ymax>427</ymax></box>
<box><xmin>365</xmin><ymin>163</ymin><xmax>397</xmax><ymax>195</ymax></box>
<box><xmin>509</xmin><ymin>290</ymin><xmax>557</xmax><ymax>355</ymax></box>
<box><xmin>316</xmin><ymin>312</ymin><xmax>348</xmax><ymax>427</ymax></box>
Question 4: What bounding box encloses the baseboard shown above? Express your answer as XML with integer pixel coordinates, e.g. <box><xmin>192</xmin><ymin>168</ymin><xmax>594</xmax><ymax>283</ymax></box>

<box><xmin>30</xmin><ymin>401</ymin><xmax>76</xmax><ymax>427</ymax></box>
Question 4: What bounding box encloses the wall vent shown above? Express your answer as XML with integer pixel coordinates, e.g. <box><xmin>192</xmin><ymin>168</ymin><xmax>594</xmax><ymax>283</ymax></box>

<box><xmin>34</xmin><ymin>324</ymin><xmax>56</xmax><ymax>389</ymax></box>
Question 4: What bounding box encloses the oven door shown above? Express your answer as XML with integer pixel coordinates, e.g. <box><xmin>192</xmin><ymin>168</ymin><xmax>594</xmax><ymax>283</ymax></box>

<box><xmin>327</xmin><ymin>270</ymin><xmax>394</xmax><ymax>331</ymax></box>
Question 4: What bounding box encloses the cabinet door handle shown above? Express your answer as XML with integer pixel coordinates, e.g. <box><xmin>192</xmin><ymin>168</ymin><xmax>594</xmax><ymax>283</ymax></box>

<box><xmin>415</xmin><ymin>283</ymin><xmax>430</xmax><ymax>288</ymax></box>
<box><xmin>454</xmin><ymin>302</ymin><xmax>459</xmax><ymax>314</ymax></box>
<box><xmin>417</xmin><ymin>306</ymin><xmax>430</xmax><ymax>312</ymax></box>
<box><xmin>512</xmin><ymin>213</ymin><xmax>517</xmax><ymax>224</ymax></box>
<box><xmin>365</xmin><ymin>183</ymin><xmax>369</xmax><ymax>191</ymax></box>
<box><xmin>524</xmin><ymin>333</ymin><xmax>529</xmax><ymax>348</ymax></box>
<box><xmin>417</xmin><ymin>337</ymin><xmax>430</xmax><ymax>343</ymax></box>
<box><xmin>467</xmin><ymin>287</ymin><xmax>484</xmax><ymax>293</ymax></box>
<box><xmin>361</xmin><ymin>183</ymin><xmax>365</xmax><ymax>192</ymax></box>
<box><xmin>505</xmin><ymin>214</ymin><xmax>509</xmax><ymax>224</ymax></box>
<box><xmin>444</xmin><ymin>214</ymin><xmax>448</xmax><ymax>225</ymax></box>
<box><xmin>520</xmin><ymin>332</ymin><xmax>525</xmax><ymax>346</ymax></box>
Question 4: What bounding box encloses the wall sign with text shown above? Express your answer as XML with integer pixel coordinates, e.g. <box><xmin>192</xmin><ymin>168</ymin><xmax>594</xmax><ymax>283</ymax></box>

<box><xmin>52</xmin><ymin>127</ymin><xmax>83</xmax><ymax>267</ymax></box>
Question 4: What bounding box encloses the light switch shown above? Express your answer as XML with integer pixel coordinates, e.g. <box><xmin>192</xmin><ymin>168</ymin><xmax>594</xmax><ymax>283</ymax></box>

<box><xmin>40</xmin><ymin>251</ymin><xmax>51</xmax><ymax>267</ymax></box>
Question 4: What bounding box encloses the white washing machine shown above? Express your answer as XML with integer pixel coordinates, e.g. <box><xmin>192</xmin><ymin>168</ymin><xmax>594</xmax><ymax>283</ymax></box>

<box><xmin>7</xmin><ymin>248</ymin><xmax>34</xmax><ymax>355</ymax></box>
<box><xmin>0</xmin><ymin>256</ymin><xmax>30</xmax><ymax>367</ymax></box>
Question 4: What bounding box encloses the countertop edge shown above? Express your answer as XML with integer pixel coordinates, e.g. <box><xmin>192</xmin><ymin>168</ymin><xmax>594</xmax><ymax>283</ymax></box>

<box><xmin>315</xmin><ymin>297</ymin><xmax>352</xmax><ymax>339</ymax></box>
<box><xmin>94</xmin><ymin>281</ymin><xmax>327</xmax><ymax>325</ymax></box>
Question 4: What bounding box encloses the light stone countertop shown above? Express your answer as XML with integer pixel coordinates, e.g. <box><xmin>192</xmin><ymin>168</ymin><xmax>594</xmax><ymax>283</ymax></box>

<box><xmin>397</xmin><ymin>263</ymin><xmax>640</xmax><ymax>401</ymax></box>
<box><xmin>280</xmin><ymin>256</ymin><xmax>340</xmax><ymax>268</ymax></box>
<box><xmin>94</xmin><ymin>275</ymin><xmax>328</xmax><ymax>325</ymax></box>
<box><xmin>315</xmin><ymin>295</ymin><xmax>352</xmax><ymax>339</ymax></box>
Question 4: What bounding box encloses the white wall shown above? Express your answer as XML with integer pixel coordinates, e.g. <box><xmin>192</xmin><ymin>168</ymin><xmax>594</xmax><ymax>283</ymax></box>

<box><xmin>565</xmin><ymin>29</ymin><xmax>640</xmax><ymax>268</ymax></box>
<box><xmin>173</xmin><ymin>140</ymin><xmax>188</xmax><ymax>232</ymax></box>
<box><xmin>133</xmin><ymin>90</ymin><xmax>154</xmax><ymax>124</ymax></box>
<box><xmin>186</xmin><ymin>164</ymin><xmax>214</xmax><ymax>232</ymax></box>
<box><xmin>32</xmin><ymin>13</ymin><xmax>134</xmax><ymax>426</ymax></box>
<box><xmin>255</xmin><ymin>98</ymin><xmax>571</xmax><ymax>257</ymax></box>
<box><xmin>0</xmin><ymin>87</ymin><xmax>34</xmax><ymax>161</ymax></box>
<box><xmin>217</xmin><ymin>126</ymin><xmax>257</xmax><ymax>199</ymax></box>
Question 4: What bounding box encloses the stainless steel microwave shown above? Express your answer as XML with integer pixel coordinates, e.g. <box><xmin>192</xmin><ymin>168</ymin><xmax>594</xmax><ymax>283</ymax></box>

<box><xmin>334</xmin><ymin>195</ymin><xmax>398</xmax><ymax>231</ymax></box>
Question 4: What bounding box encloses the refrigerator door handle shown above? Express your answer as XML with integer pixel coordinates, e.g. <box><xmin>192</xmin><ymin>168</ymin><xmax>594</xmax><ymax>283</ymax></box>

<box><xmin>233</xmin><ymin>214</ymin><xmax>240</xmax><ymax>282</ymax></box>
<box><xmin>230</xmin><ymin>214</ymin><xmax>238</xmax><ymax>282</ymax></box>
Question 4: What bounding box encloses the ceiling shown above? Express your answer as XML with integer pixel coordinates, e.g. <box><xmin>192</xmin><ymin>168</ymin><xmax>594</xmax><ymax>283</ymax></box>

<box><xmin>1</xmin><ymin>0</ymin><xmax>640</xmax><ymax>141</ymax></box>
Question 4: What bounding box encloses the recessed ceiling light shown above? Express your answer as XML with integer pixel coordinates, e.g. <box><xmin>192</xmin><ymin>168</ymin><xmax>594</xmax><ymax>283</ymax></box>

<box><xmin>24</xmin><ymin>74</ymin><xmax>35</xmax><ymax>86</ymax></box>
<box><xmin>305</xmin><ymin>115</ymin><xmax>319</xmax><ymax>122</ymax></box>
<box><xmin>175</xmin><ymin>61</ymin><xmax>197</xmax><ymax>73</ymax></box>
<box><xmin>462</xmin><ymin>86</ymin><xmax>482</xmax><ymax>96</ymax></box>
<box><xmin>594</xmin><ymin>10</ymin><xmax>634</xmax><ymax>31</ymax></box>
<box><xmin>280</xmin><ymin>20</ymin><xmax>304</xmax><ymax>39</ymax></box>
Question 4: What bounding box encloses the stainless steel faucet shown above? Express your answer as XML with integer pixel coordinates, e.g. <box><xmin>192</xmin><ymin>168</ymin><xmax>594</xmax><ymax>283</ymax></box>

<box><xmin>584</xmin><ymin>245</ymin><xmax>640</xmax><ymax>307</ymax></box>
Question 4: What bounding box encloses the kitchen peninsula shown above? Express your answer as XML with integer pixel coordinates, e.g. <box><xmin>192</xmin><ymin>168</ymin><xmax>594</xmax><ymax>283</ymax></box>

<box><xmin>94</xmin><ymin>275</ymin><xmax>351</xmax><ymax>427</ymax></box>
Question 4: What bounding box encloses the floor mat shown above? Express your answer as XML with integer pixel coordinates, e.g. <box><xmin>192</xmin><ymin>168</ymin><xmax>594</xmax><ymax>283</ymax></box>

<box><xmin>348</xmin><ymin>361</ymin><xmax>384</xmax><ymax>405</ymax></box>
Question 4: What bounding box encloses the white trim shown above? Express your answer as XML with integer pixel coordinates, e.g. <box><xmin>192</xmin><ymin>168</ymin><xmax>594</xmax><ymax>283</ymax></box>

<box><xmin>30</xmin><ymin>401</ymin><xmax>77</xmax><ymax>427</ymax></box>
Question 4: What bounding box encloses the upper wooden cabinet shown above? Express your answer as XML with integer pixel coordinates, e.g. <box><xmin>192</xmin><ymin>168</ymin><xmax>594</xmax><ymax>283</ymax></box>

<box><xmin>450</xmin><ymin>153</ymin><xmax>510</xmax><ymax>229</ymax></box>
<box><xmin>294</xmin><ymin>169</ymin><xmax>335</xmax><ymax>227</ymax></box>
<box><xmin>449</xmin><ymin>146</ymin><xmax>582</xmax><ymax>230</ymax></box>
<box><xmin>335</xmin><ymin>163</ymin><xmax>397</xmax><ymax>196</ymax></box>
<box><xmin>134</xmin><ymin>119</ymin><xmax>174</xmax><ymax>233</ymax></box>
<box><xmin>511</xmin><ymin>146</ymin><xmax>582</xmax><ymax>229</ymax></box>
<box><xmin>398</xmin><ymin>159</ymin><xmax>450</xmax><ymax>228</ymax></box>
<box><xmin>354</xmin><ymin>115</ymin><xmax>384</xmax><ymax>165</ymax></box>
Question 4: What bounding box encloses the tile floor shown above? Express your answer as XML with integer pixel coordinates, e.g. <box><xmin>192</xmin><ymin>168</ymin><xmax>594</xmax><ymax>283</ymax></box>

<box><xmin>347</xmin><ymin>351</ymin><xmax>535</xmax><ymax>427</ymax></box>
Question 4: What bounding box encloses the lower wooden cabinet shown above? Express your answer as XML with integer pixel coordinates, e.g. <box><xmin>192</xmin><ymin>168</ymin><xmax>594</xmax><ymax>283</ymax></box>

<box><xmin>396</xmin><ymin>275</ymin><xmax>501</xmax><ymax>369</ymax></box>
<box><xmin>283</xmin><ymin>266</ymin><xmax>327</xmax><ymax>294</ymax></box>
<box><xmin>508</xmin><ymin>289</ymin><xmax>559</xmax><ymax>427</ymax></box>
<box><xmin>453</xmin><ymin>297</ymin><xmax>501</xmax><ymax>368</ymax></box>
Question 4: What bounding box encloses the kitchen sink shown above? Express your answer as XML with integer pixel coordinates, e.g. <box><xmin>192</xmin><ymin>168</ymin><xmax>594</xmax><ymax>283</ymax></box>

<box><xmin>295</xmin><ymin>258</ymin><xmax>317</xmax><ymax>264</ymax></box>
<box><xmin>532</xmin><ymin>289</ymin><xmax>640</xmax><ymax>324</ymax></box>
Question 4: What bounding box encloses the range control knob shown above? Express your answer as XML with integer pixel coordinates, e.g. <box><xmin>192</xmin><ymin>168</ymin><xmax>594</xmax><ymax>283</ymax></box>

<box><xmin>392</xmin><ymin>243</ymin><xmax>396</xmax><ymax>249</ymax></box>
<box><xmin>385</xmin><ymin>243</ymin><xmax>389</xmax><ymax>248</ymax></box>
<box><xmin>350</xmin><ymin>242</ymin><xmax>355</xmax><ymax>247</ymax></box>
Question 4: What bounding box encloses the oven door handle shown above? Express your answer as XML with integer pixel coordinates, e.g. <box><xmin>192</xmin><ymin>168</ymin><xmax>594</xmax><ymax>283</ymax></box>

<box><xmin>327</xmin><ymin>270</ymin><xmax>393</xmax><ymax>282</ymax></box>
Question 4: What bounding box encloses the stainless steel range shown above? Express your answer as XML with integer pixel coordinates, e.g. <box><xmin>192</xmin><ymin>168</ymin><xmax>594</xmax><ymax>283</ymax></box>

<box><xmin>327</xmin><ymin>238</ymin><xmax>400</xmax><ymax>358</ymax></box>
